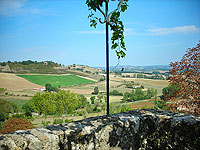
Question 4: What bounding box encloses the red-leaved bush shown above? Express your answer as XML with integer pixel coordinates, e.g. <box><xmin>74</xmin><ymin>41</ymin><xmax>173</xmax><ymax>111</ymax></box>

<box><xmin>168</xmin><ymin>41</ymin><xmax>200</xmax><ymax>116</ymax></box>
<box><xmin>0</xmin><ymin>118</ymin><xmax>34</xmax><ymax>134</ymax></box>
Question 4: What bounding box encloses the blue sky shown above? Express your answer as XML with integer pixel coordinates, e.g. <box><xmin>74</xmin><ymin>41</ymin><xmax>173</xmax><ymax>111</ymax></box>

<box><xmin>0</xmin><ymin>0</ymin><xmax>199</xmax><ymax>67</ymax></box>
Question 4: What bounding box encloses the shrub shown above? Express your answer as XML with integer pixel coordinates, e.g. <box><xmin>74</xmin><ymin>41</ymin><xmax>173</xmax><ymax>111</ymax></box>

<box><xmin>11</xmin><ymin>113</ymin><xmax>25</xmax><ymax>119</ymax></box>
<box><xmin>0</xmin><ymin>112</ymin><xmax>9</xmax><ymax>122</ymax></box>
<box><xmin>92</xmin><ymin>87</ymin><xmax>99</xmax><ymax>95</ymax></box>
<box><xmin>0</xmin><ymin>118</ymin><xmax>34</xmax><ymax>134</ymax></box>
<box><xmin>109</xmin><ymin>90</ymin><xmax>123</xmax><ymax>96</ymax></box>
<box><xmin>53</xmin><ymin>119</ymin><xmax>63</xmax><ymax>125</ymax></box>
<box><xmin>0</xmin><ymin>88</ymin><xmax>6</xmax><ymax>95</ymax></box>
<box><xmin>154</xmin><ymin>99</ymin><xmax>168</xmax><ymax>110</ymax></box>
<box><xmin>65</xmin><ymin>119</ymin><xmax>73</xmax><ymax>123</ymax></box>
<box><xmin>76</xmin><ymin>110</ymin><xmax>87</xmax><ymax>116</ymax></box>
<box><xmin>86</xmin><ymin>104</ymin><xmax>93</xmax><ymax>113</ymax></box>
<box><xmin>120</xmin><ymin>105</ymin><xmax>132</xmax><ymax>112</ymax></box>
<box><xmin>0</xmin><ymin>121</ymin><xmax>3</xmax><ymax>131</ymax></box>
<box><xmin>42</xmin><ymin>121</ymin><xmax>51</xmax><ymax>127</ymax></box>
<box><xmin>0</xmin><ymin>99</ymin><xmax>18</xmax><ymax>113</ymax></box>
<box><xmin>90</xmin><ymin>96</ymin><xmax>95</xmax><ymax>104</ymax></box>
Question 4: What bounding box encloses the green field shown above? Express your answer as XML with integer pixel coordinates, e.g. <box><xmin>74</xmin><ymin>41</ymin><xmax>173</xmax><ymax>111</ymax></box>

<box><xmin>17</xmin><ymin>74</ymin><xmax>94</xmax><ymax>87</ymax></box>
<box><xmin>0</xmin><ymin>97</ymin><xmax>28</xmax><ymax>109</ymax></box>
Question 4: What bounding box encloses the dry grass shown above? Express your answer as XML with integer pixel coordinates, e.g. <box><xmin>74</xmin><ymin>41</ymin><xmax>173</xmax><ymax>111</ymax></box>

<box><xmin>32</xmin><ymin>112</ymin><xmax>106</xmax><ymax>127</ymax></box>
<box><xmin>0</xmin><ymin>73</ymin><xmax>43</xmax><ymax>91</ymax></box>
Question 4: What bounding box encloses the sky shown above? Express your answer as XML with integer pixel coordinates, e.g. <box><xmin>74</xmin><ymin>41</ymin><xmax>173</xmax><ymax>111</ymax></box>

<box><xmin>0</xmin><ymin>0</ymin><xmax>199</xmax><ymax>67</ymax></box>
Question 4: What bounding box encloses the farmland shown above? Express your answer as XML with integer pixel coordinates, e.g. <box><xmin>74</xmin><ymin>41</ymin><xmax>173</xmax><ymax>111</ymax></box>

<box><xmin>0</xmin><ymin>70</ymin><xmax>169</xmax><ymax>128</ymax></box>
<box><xmin>17</xmin><ymin>74</ymin><xmax>95</xmax><ymax>87</ymax></box>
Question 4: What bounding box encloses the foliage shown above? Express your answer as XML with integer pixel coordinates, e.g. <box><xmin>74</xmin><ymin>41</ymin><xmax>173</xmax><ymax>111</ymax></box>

<box><xmin>96</xmin><ymin>94</ymin><xmax>104</xmax><ymax>103</ymax></box>
<box><xmin>0</xmin><ymin>88</ymin><xmax>6</xmax><ymax>95</ymax></box>
<box><xmin>123</xmin><ymin>88</ymin><xmax>157</xmax><ymax>102</ymax></box>
<box><xmin>75</xmin><ymin>109</ymin><xmax>87</xmax><ymax>116</ymax></box>
<box><xmin>124</xmin><ymin>81</ymin><xmax>135</xmax><ymax>88</ymax></box>
<box><xmin>92</xmin><ymin>87</ymin><xmax>99</xmax><ymax>95</ymax></box>
<box><xmin>161</xmin><ymin>83</ymin><xmax>182</xmax><ymax>101</ymax></box>
<box><xmin>17</xmin><ymin>74</ymin><xmax>94</xmax><ymax>87</ymax></box>
<box><xmin>53</xmin><ymin>119</ymin><xmax>63</xmax><ymax>125</ymax></box>
<box><xmin>6</xmin><ymin>60</ymin><xmax>61</xmax><ymax>74</ymax></box>
<box><xmin>120</xmin><ymin>105</ymin><xmax>132</xmax><ymax>112</ymax></box>
<box><xmin>0</xmin><ymin>100</ymin><xmax>16</xmax><ymax>131</ymax></box>
<box><xmin>109</xmin><ymin>90</ymin><xmax>123</xmax><ymax>96</ymax></box>
<box><xmin>0</xmin><ymin>118</ymin><xmax>33</xmax><ymax>134</ymax></box>
<box><xmin>30</xmin><ymin>90</ymin><xmax>87</xmax><ymax>122</ymax></box>
<box><xmin>86</xmin><ymin>0</ymin><xmax>129</xmax><ymax>58</ymax></box>
<box><xmin>0</xmin><ymin>112</ymin><xmax>9</xmax><ymax>122</ymax></box>
<box><xmin>99</xmin><ymin>76</ymin><xmax>105</xmax><ymax>81</ymax></box>
<box><xmin>109</xmin><ymin>104</ymin><xmax>131</xmax><ymax>114</ymax></box>
<box><xmin>42</xmin><ymin>121</ymin><xmax>51</xmax><ymax>127</ymax></box>
<box><xmin>86</xmin><ymin>104</ymin><xmax>93</xmax><ymax>113</ymax></box>
<box><xmin>90</xmin><ymin>96</ymin><xmax>96</xmax><ymax>104</ymax></box>
<box><xmin>144</xmin><ymin>74</ymin><xmax>165</xmax><ymax>80</ymax></box>
<box><xmin>167</xmin><ymin>42</ymin><xmax>200</xmax><ymax>116</ymax></box>
<box><xmin>22</xmin><ymin>101</ymin><xmax>33</xmax><ymax>117</ymax></box>
<box><xmin>76</xmin><ymin>95</ymin><xmax>89</xmax><ymax>109</ymax></box>
<box><xmin>55</xmin><ymin>90</ymin><xmax>79</xmax><ymax>117</ymax></box>
<box><xmin>45</xmin><ymin>83</ymin><xmax>52</xmax><ymax>92</ymax></box>
<box><xmin>65</xmin><ymin>118</ymin><xmax>73</xmax><ymax>123</ymax></box>
<box><xmin>30</xmin><ymin>92</ymin><xmax>55</xmax><ymax>120</ymax></box>
<box><xmin>3</xmin><ymin>98</ymin><xmax>27</xmax><ymax>110</ymax></box>
<box><xmin>45</xmin><ymin>83</ymin><xmax>59</xmax><ymax>92</ymax></box>
<box><xmin>154</xmin><ymin>99</ymin><xmax>168</xmax><ymax>110</ymax></box>
<box><xmin>10</xmin><ymin>113</ymin><xmax>25</xmax><ymax>119</ymax></box>
<box><xmin>0</xmin><ymin>99</ymin><xmax>18</xmax><ymax>114</ymax></box>
<box><xmin>0</xmin><ymin>121</ymin><xmax>3</xmax><ymax>131</ymax></box>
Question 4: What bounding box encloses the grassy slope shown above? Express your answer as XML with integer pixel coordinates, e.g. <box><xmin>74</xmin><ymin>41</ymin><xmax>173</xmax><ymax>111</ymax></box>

<box><xmin>0</xmin><ymin>97</ymin><xmax>28</xmax><ymax>109</ymax></box>
<box><xmin>17</xmin><ymin>74</ymin><xmax>94</xmax><ymax>87</ymax></box>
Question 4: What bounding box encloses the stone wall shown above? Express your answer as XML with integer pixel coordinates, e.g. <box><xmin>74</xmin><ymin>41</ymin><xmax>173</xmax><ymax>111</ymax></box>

<box><xmin>0</xmin><ymin>109</ymin><xmax>200</xmax><ymax>150</ymax></box>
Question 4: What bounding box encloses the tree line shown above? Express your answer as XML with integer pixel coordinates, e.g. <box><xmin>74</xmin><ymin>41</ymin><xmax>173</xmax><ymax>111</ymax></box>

<box><xmin>123</xmin><ymin>88</ymin><xmax>157</xmax><ymax>102</ymax></box>
<box><xmin>0</xmin><ymin>60</ymin><xmax>61</xmax><ymax>66</ymax></box>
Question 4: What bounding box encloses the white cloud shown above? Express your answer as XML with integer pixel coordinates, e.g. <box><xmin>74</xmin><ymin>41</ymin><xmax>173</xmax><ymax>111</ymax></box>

<box><xmin>147</xmin><ymin>25</ymin><xmax>200</xmax><ymax>35</ymax></box>
<box><xmin>76</xmin><ymin>25</ymin><xmax>200</xmax><ymax>36</ymax></box>
<box><xmin>0</xmin><ymin>0</ymin><xmax>27</xmax><ymax>15</ymax></box>
<box><xmin>124</xmin><ymin>28</ymin><xmax>136</xmax><ymax>36</ymax></box>
<box><xmin>0</xmin><ymin>0</ymin><xmax>52</xmax><ymax>16</ymax></box>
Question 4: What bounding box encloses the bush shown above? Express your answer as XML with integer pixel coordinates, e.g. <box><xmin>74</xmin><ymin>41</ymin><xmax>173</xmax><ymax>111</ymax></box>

<box><xmin>109</xmin><ymin>90</ymin><xmax>123</xmax><ymax>96</ymax></box>
<box><xmin>0</xmin><ymin>112</ymin><xmax>9</xmax><ymax>122</ymax></box>
<box><xmin>0</xmin><ymin>88</ymin><xmax>6</xmax><ymax>95</ymax></box>
<box><xmin>0</xmin><ymin>118</ymin><xmax>34</xmax><ymax>134</ymax></box>
<box><xmin>92</xmin><ymin>87</ymin><xmax>99</xmax><ymax>95</ymax></box>
<box><xmin>76</xmin><ymin>110</ymin><xmax>87</xmax><ymax>116</ymax></box>
<box><xmin>42</xmin><ymin>121</ymin><xmax>51</xmax><ymax>127</ymax></box>
<box><xmin>120</xmin><ymin>105</ymin><xmax>132</xmax><ymax>112</ymax></box>
<box><xmin>86</xmin><ymin>104</ymin><xmax>93</xmax><ymax>113</ymax></box>
<box><xmin>53</xmin><ymin>119</ymin><xmax>63</xmax><ymax>125</ymax></box>
<box><xmin>65</xmin><ymin>119</ymin><xmax>73</xmax><ymax>123</ymax></box>
<box><xmin>154</xmin><ymin>99</ymin><xmax>168</xmax><ymax>110</ymax></box>
<box><xmin>93</xmin><ymin>105</ymin><xmax>101</xmax><ymax>113</ymax></box>
<box><xmin>0</xmin><ymin>121</ymin><xmax>3</xmax><ymax>131</ymax></box>
<box><xmin>90</xmin><ymin>96</ymin><xmax>95</xmax><ymax>104</ymax></box>
<box><xmin>0</xmin><ymin>99</ymin><xmax>18</xmax><ymax>113</ymax></box>
<box><xmin>10</xmin><ymin>113</ymin><xmax>25</xmax><ymax>119</ymax></box>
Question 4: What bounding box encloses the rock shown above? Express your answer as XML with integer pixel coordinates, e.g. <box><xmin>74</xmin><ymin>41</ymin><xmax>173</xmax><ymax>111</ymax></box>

<box><xmin>0</xmin><ymin>109</ymin><xmax>200</xmax><ymax>150</ymax></box>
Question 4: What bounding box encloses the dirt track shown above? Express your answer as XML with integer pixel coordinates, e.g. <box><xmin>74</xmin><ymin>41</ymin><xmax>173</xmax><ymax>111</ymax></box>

<box><xmin>0</xmin><ymin>73</ymin><xmax>43</xmax><ymax>91</ymax></box>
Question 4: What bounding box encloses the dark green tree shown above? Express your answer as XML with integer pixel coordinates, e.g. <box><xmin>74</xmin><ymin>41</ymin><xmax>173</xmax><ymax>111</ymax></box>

<box><xmin>45</xmin><ymin>83</ymin><xmax>52</xmax><ymax>92</ymax></box>
<box><xmin>77</xmin><ymin>95</ymin><xmax>89</xmax><ymax>108</ymax></box>
<box><xmin>92</xmin><ymin>87</ymin><xmax>99</xmax><ymax>95</ymax></box>
<box><xmin>90</xmin><ymin>96</ymin><xmax>95</xmax><ymax>104</ymax></box>
<box><xmin>22</xmin><ymin>101</ymin><xmax>33</xmax><ymax>117</ymax></box>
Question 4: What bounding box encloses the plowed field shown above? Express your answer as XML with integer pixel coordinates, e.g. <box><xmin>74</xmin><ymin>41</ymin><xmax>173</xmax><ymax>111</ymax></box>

<box><xmin>0</xmin><ymin>73</ymin><xmax>43</xmax><ymax>91</ymax></box>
